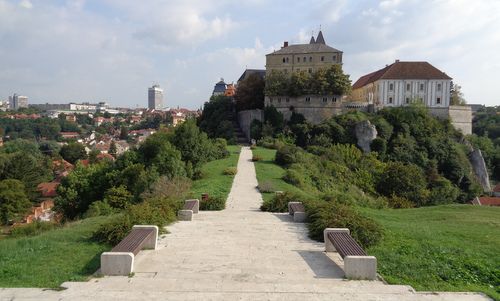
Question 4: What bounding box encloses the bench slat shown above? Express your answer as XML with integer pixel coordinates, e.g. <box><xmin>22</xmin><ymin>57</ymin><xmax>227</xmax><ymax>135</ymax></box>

<box><xmin>290</xmin><ymin>203</ymin><xmax>305</xmax><ymax>214</ymax></box>
<box><xmin>328</xmin><ymin>232</ymin><xmax>367</xmax><ymax>258</ymax></box>
<box><xmin>111</xmin><ymin>228</ymin><xmax>154</xmax><ymax>255</ymax></box>
<box><xmin>183</xmin><ymin>200</ymin><xmax>197</xmax><ymax>210</ymax></box>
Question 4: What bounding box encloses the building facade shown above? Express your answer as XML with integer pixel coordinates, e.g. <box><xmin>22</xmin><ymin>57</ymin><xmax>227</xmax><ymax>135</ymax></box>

<box><xmin>148</xmin><ymin>84</ymin><xmax>164</xmax><ymax>110</ymax></box>
<box><xmin>351</xmin><ymin>61</ymin><xmax>452</xmax><ymax>108</ymax></box>
<box><xmin>9</xmin><ymin>94</ymin><xmax>28</xmax><ymax>110</ymax></box>
<box><xmin>265</xmin><ymin>95</ymin><xmax>343</xmax><ymax>124</ymax></box>
<box><xmin>265</xmin><ymin>31</ymin><xmax>343</xmax><ymax>75</ymax></box>
<box><xmin>212</xmin><ymin>79</ymin><xmax>227</xmax><ymax>96</ymax></box>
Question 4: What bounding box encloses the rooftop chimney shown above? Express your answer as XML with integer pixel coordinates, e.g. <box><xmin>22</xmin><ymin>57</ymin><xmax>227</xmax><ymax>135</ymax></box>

<box><xmin>283</xmin><ymin>41</ymin><xmax>289</xmax><ymax>48</ymax></box>
<box><xmin>395</xmin><ymin>59</ymin><xmax>400</xmax><ymax>63</ymax></box>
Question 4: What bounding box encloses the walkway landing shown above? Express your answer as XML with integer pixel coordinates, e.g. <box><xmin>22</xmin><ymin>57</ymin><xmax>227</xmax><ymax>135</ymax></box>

<box><xmin>0</xmin><ymin>147</ymin><xmax>490</xmax><ymax>300</ymax></box>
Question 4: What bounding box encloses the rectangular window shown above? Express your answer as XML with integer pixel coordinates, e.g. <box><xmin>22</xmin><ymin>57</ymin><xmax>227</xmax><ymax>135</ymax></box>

<box><xmin>420</xmin><ymin>83</ymin><xmax>424</xmax><ymax>91</ymax></box>
<box><xmin>332</xmin><ymin>97</ymin><xmax>337</xmax><ymax>103</ymax></box>
<box><xmin>322</xmin><ymin>97</ymin><xmax>327</xmax><ymax>102</ymax></box>
<box><xmin>333</xmin><ymin>55</ymin><xmax>337</xmax><ymax>61</ymax></box>
<box><xmin>406</xmin><ymin>97</ymin><xmax>410</xmax><ymax>104</ymax></box>
<box><xmin>278</xmin><ymin>98</ymin><xmax>281</xmax><ymax>103</ymax></box>
<box><xmin>406</xmin><ymin>83</ymin><xmax>411</xmax><ymax>91</ymax></box>
<box><xmin>303</xmin><ymin>57</ymin><xmax>306</xmax><ymax>62</ymax></box>
<box><xmin>437</xmin><ymin>83</ymin><xmax>442</xmax><ymax>91</ymax></box>
<box><xmin>286</xmin><ymin>98</ymin><xmax>290</xmax><ymax>103</ymax></box>
<box><xmin>437</xmin><ymin>97</ymin><xmax>441</xmax><ymax>104</ymax></box>
<box><xmin>388</xmin><ymin>97</ymin><xmax>393</xmax><ymax>104</ymax></box>
<box><xmin>389</xmin><ymin>83</ymin><xmax>394</xmax><ymax>91</ymax></box>
<box><xmin>309</xmin><ymin>57</ymin><xmax>312</xmax><ymax>62</ymax></box>
<box><xmin>305</xmin><ymin>97</ymin><xmax>311</xmax><ymax>102</ymax></box>
<box><xmin>308</xmin><ymin>68</ymin><xmax>312</xmax><ymax>74</ymax></box>
<box><xmin>297</xmin><ymin>57</ymin><xmax>300</xmax><ymax>62</ymax></box>
<box><xmin>321</xmin><ymin>56</ymin><xmax>325</xmax><ymax>62</ymax></box>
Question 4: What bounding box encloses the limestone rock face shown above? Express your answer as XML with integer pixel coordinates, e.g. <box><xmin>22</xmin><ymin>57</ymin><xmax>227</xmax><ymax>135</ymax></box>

<box><xmin>355</xmin><ymin>120</ymin><xmax>378</xmax><ymax>153</ymax></box>
<box><xmin>469</xmin><ymin>149</ymin><xmax>491</xmax><ymax>192</ymax></box>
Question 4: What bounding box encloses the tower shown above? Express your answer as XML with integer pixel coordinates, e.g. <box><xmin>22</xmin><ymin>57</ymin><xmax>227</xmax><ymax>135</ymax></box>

<box><xmin>148</xmin><ymin>84</ymin><xmax>163</xmax><ymax>110</ymax></box>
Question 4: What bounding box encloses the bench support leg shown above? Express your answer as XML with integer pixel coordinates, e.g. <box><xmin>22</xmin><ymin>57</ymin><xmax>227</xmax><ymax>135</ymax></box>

<box><xmin>101</xmin><ymin>252</ymin><xmax>134</xmax><ymax>276</ymax></box>
<box><xmin>324</xmin><ymin>228</ymin><xmax>350</xmax><ymax>252</ymax></box>
<box><xmin>293</xmin><ymin>212</ymin><xmax>307</xmax><ymax>222</ymax></box>
<box><xmin>178</xmin><ymin>210</ymin><xmax>193</xmax><ymax>221</ymax></box>
<box><xmin>344</xmin><ymin>256</ymin><xmax>377</xmax><ymax>280</ymax></box>
<box><xmin>132</xmin><ymin>225</ymin><xmax>158</xmax><ymax>250</ymax></box>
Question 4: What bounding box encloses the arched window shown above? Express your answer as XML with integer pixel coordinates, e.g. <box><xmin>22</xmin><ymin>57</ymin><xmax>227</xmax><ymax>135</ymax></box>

<box><xmin>309</xmin><ymin>56</ymin><xmax>312</xmax><ymax>62</ymax></box>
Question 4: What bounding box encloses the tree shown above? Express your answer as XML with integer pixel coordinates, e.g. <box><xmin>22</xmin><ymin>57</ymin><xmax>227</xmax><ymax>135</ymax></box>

<box><xmin>377</xmin><ymin>162</ymin><xmax>430</xmax><ymax>206</ymax></box>
<box><xmin>103</xmin><ymin>185</ymin><xmax>133</xmax><ymax>209</ymax></box>
<box><xmin>60</xmin><ymin>143</ymin><xmax>87</xmax><ymax>164</ymax></box>
<box><xmin>234</xmin><ymin>73</ymin><xmax>265</xmax><ymax>111</ymax></box>
<box><xmin>138</xmin><ymin>132</ymin><xmax>186</xmax><ymax>179</ymax></box>
<box><xmin>119</xmin><ymin>126</ymin><xmax>129</xmax><ymax>140</ymax></box>
<box><xmin>109</xmin><ymin>140</ymin><xmax>117</xmax><ymax>157</ymax></box>
<box><xmin>450</xmin><ymin>83</ymin><xmax>466</xmax><ymax>105</ymax></box>
<box><xmin>0</xmin><ymin>179</ymin><xmax>31</xmax><ymax>224</ymax></box>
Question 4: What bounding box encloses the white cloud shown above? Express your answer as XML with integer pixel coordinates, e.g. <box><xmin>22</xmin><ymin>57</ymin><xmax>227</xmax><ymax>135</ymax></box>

<box><xmin>19</xmin><ymin>0</ymin><xmax>32</xmax><ymax>9</ymax></box>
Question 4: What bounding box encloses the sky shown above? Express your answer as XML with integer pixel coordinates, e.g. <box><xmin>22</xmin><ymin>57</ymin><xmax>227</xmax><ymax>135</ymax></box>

<box><xmin>1</xmin><ymin>0</ymin><xmax>499</xmax><ymax>109</ymax></box>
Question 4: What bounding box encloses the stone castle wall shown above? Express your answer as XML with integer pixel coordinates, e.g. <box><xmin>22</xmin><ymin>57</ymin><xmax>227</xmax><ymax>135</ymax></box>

<box><xmin>429</xmin><ymin>105</ymin><xmax>472</xmax><ymax>135</ymax></box>
<box><xmin>238</xmin><ymin>109</ymin><xmax>264</xmax><ymax>140</ymax></box>
<box><xmin>265</xmin><ymin>95</ymin><xmax>343</xmax><ymax>124</ymax></box>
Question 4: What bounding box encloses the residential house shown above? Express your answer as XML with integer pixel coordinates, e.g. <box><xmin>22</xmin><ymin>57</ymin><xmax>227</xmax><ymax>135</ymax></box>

<box><xmin>60</xmin><ymin>132</ymin><xmax>80</xmax><ymax>139</ymax></box>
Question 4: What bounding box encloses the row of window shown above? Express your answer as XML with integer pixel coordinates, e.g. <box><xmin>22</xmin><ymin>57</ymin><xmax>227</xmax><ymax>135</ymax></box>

<box><xmin>269</xmin><ymin>97</ymin><xmax>337</xmax><ymax>103</ymax></box>
<box><xmin>388</xmin><ymin>83</ymin><xmax>442</xmax><ymax>92</ymax></box>
<box><xmin>387</xmin><ymin>97</ymin><xmax>442</xmax><ymax>104</ymax></box>
<box><xmin>282</xmin><ymin>55</ymin><xmax>338</xmax><ymax>64</ymax></box>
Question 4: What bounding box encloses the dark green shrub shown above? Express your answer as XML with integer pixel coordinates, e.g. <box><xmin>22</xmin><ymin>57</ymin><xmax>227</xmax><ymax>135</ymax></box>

<box><xmin>260</xmin><ymin>192</ymin><xmax>305</xmax><ymax>212</ymax></box>
<box><xmin>387</xmin><ymin>194</ymin><xmax>414</xmax><ymax>209</ymax></box>
<box><xmin>199</xmin><ymin>195</ymin><xmax>226</xmax><ymax>210</ymax></box>
<box><xmin>250</xmin><ymin>119</ymin><xmax>263</xmax><ymax>140</ymax></box>
<box><xmin>84</xmin><ymin>201</ymin><xmax>115</xmax><ymax>218</ymax></box>
<box><xmin>223</xmin><ymin>167</ymin><xmax>237</xmax><ymax>175</ymax></box>
<box><xmin>252</xmin><ymin>155</ymin><xmax>263</xmax><ymax>161</ymax></box>
<box><xmin>257</xmin><ymin>181</ymin><xmax>275</xmax><ymax>193</ymax></box>
<box><xmin>92</xmin><ymin>214</ymin><xmax>131</xmax><ymax>245</ymax></box>
<box><xmin>274</xmin><ymin>145</ymin><xmax>304</xmax><ymax>166</ymax></box>
<box><xmin>10</xmin><ymin>221</ymin><xmax>58</xmax><ymax>238</ymax></box>
<box><xmin>306</xmin><ymin>200</ymin><xmax>383</xmax><ymax>248</ymax></box>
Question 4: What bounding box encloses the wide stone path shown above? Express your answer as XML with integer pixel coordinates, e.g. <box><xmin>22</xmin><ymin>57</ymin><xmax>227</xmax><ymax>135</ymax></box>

<box><xmin>0</xmin><ymin>147</ymin><xmax>490</xmax><ymax>300</ymax></box>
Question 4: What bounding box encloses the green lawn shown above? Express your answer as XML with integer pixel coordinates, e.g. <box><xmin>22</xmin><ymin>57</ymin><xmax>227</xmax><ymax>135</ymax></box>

<box><xmin>361</xmin><ymin>205</ymin><xmax>500</xmax><ymax>300</ymax></box>
<box><xmin>0</xmin><ymin>215</ymin><xmax>113</xmax><ymax>288</ymax></box>
<box><xmin>251</xmin><ymin>147</ymin><xmax>306</xmax><ymax>202</ymax></box>
<box><xmin>190</xmin><ymin>145</ymin><xmax>241</xmax><ymax>200</ymax></box>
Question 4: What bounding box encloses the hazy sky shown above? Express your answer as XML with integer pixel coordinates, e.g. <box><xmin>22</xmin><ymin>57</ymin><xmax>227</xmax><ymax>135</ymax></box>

<box><xmin>1</xmin><ymin>0</ymin><xmax>499</xmax><ymax>109</ymax></box>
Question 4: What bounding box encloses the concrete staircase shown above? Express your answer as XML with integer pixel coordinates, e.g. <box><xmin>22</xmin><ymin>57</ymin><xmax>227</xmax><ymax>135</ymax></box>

<box><xmin>0</xmin><ymin>147</ymin><xmax>491</xmax><ymax>301</ymax></box>
<box><xmin>229</xmin><ymin>112</ymin><xmax>248</xmax><ymax>144</ymax></box>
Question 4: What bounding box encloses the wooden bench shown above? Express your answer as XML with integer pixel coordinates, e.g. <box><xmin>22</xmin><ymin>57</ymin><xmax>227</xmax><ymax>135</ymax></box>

<box><xmin>324</xmin><ymin>228</ymin><xmax>377</xmax><ymax>280</ymax></box>
<box><xmin>288</xmin><ymin>202</ymin><xmax>306</xmax><ymax>222</ymax></box>
<box><xmin>178</xmin><ymin>199</ymin><xmax>199</xmax><ymax>221</ymax></box>
<box><xmin>101</xmin><ymin>225</ymin><xmax>158</xmax><ymax>276</ymax></box>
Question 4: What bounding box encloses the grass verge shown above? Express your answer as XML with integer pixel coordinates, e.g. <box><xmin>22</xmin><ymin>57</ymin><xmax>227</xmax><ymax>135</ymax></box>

<box><xmin>0</xmin><ymin>215</ymin><xmax>114</xmax><ymax>288</ymax></box>
<box><xmin>361</xmin><ymin>205</ymin><xmax>500</xmax><ymax>300</ymax></box>
<box><xmin>190</xmin><ymin>145</ymin><xmax>241</xmax><ymax>200</ymax></box>
<box><xmin>251</xmin><ymin>147</ymin><xmax>307</xmax><ymax>202</ymax></box>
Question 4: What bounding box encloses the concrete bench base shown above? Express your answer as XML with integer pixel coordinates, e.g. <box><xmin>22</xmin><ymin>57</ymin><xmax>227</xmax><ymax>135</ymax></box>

<box><xmin>178</xmin><ymin>210</ymin><xmax>193</xmax><ymax>221</ymax></box>
<box><xmin>293</xmin><ymin>211</ymin><xmax>307</xmax><ymax>222</ymax></box>
<box><xmin>344</xmin><ymin>256</ymin><xmax>377</xmax><ymax>280</ymax></box>
<box><xmin>101</xmin><ymin>252</ymin><xmax>134</xmax><ymax>276</ymax></box>
<box><xmin>186</xmin><ymin>199</ymin><xmax>200</xmax><ymax>214</ymax></box>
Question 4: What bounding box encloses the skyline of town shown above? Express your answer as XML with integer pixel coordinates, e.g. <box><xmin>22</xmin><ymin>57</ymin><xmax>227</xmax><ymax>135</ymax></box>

<box><xmin>1</xmin><ymin>0</ymin><xmax>499</xmax><ymax>109</ymax></box>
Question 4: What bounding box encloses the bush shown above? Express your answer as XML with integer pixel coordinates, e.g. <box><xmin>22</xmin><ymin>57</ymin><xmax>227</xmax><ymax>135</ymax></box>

<box><xmin>252</xmin><ymin>155</ymin><xmax>263</xmax><ymax>162</ymax></box>
<box><xmin>84</xmin><ymin>201</ymin><xmax>115</xmax><ymax>218</ymax></box>
<box><xmin>93</xmin><ymin>197</ymin><xmax>182</xmax><ymax>245</ymax></box>
<box><xmin>274</xmin><ymin>144</ymin><xmax>304</xmax><ymax>166</ymax></box>
<box><xmin>387</xmin><ymin>194</ymin><xmax>414</xmax><ymax>209</ymax></box>
<box><xmin>306</xmin><ymin>200</ymin><xmax>383</xmax><ymax>248</ymax></box>
<box><xmin>257</xmin><ymin>181</ymin><xmax>275</xmax><ymax>193</ymax></box>
<box><xmin>199</xmin><ymin>195</ymin><xmax>226</xmax><ymax>211</ymax></box>
<box><xmin>10</xmin><ymin>221</ymin><xmax>58</xmax><ymax>238</ymax></box>
<box><xmin>223</xmin><ymin>167</ymin><xmax>237</xmax><ymax>175</ymax></box>
<box><xmin>260</xmin><ymin>192</ymin><xmax>304</xmax><ymax>212</ymax></box>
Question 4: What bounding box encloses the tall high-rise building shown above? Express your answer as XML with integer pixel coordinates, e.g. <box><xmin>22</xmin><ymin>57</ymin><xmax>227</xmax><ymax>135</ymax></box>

<box><xmin>148</xmin><ymin>84</ymin><xmax>164</xmax><ymax>110</ymax></box>
<box><xmin>9</xmin><ymin>94</ymin><xmax>28</xmax><ymax>110</ymax></box>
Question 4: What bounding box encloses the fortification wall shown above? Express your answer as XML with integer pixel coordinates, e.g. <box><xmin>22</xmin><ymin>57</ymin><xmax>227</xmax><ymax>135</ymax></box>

<box><xmin>429</xmin><ymin>106</ymin><xmax>472</xmax><ymax>135</ymax></box>
<box><xmin>238</xmin><ymin>109</ymin><xmax>264</xmax><ymax>140</ymax></box>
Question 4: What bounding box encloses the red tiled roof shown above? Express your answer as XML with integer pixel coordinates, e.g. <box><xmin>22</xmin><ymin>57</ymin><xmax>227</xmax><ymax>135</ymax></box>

<box><xmin>97</xmin><ymin>153</ymin><xmax>115</xmax><ymax>161</ymax></box>
<box><xmin>477</xmin><ymin>197</ymin><xmax>500</xmax><ymax>206</ymax></box>
<box><xmin>352</xmin><ymin>61</ymin><xmax>452</xmax><ymax>89</ymax></box>
<box><xmin>37</xmin><ymin>182</ymin><xmax>60</xmax><ymax>198</ymax></box>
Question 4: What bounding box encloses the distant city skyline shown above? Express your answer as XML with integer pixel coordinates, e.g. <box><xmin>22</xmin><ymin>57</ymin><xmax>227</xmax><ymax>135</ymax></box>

<box><xmin>1</xmin><ymin>0</ymin><xmax>499</xmax><ymax>109</ymax></box>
